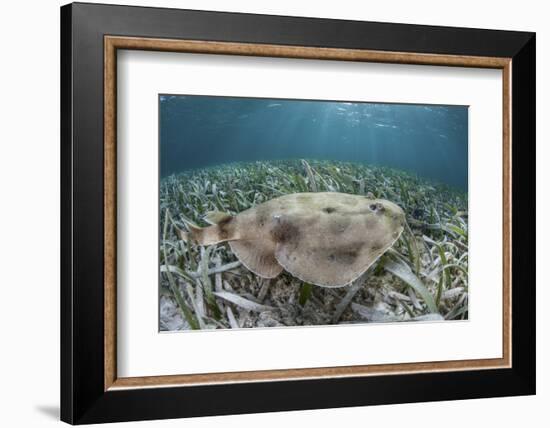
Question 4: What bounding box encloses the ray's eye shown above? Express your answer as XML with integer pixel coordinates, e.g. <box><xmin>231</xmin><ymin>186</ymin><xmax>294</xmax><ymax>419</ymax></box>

<box><xmin>370</xmin><ymin>203</ymin><xmax>385</xmax><ymax>213</ymax></box>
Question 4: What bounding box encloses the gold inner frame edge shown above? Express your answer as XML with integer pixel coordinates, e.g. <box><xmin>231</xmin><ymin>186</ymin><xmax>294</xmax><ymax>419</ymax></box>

<box><xmin>104</xmin><ymin>36</ymin><xmax>512</xmax><ymax>391</ymax></box>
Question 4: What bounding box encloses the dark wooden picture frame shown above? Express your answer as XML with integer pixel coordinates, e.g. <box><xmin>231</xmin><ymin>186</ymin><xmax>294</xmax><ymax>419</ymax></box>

<box><xmin>61</xmin><ymin>2</ymin><xmax>535</xmax><ymax>424</ymax></box>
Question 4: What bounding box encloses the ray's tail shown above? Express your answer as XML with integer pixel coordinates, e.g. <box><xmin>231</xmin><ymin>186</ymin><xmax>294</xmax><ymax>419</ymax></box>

<box><xmin>176</xmin><ymin>223</ymin><xmax>220</xmax><ymax>245</ymax></box>
<box><xmin>176</xmin><ymin>211</ymin><xmax>236</xmax><ymax>245</ymax></box>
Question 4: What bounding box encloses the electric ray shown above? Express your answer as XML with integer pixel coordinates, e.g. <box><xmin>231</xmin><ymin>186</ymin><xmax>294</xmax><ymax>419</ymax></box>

<box><xmin>179</xmin><ymin>192</ymin><xmax>405</xmax><ymax>287</ymax></box>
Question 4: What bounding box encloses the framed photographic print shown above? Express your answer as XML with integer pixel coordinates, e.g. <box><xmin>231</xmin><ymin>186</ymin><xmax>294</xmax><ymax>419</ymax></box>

<box><xmin>60</xmin><ymin>2</ymin><xmax>536</xmax><ymax>424</ymax></box>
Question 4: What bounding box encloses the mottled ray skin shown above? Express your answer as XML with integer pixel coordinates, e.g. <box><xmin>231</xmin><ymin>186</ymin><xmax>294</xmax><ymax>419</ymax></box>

<box><xmin>182</xmin><ymin>192</ymin><xmax>405</xmax><ymax>287</ymax></box>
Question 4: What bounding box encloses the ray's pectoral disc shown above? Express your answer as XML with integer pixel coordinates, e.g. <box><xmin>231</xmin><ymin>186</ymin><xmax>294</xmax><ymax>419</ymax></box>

<box><xmin>180</xmin><ymin>192</ymin><xmax>405</xmax><ymax>287</ymax></box>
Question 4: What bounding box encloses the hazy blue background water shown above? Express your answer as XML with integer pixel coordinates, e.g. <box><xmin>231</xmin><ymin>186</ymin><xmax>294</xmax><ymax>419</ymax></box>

<box><xmin>160</xmin><ymin>95</ymin><xmax>468</xmax><ymax>190</ymax></box>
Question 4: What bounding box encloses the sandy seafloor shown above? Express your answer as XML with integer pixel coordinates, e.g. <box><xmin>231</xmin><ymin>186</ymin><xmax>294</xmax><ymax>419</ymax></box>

<box><xmin>159</xmin><ymin>160</ymin><xmax>469</xmax><ymax>331</ymax></box>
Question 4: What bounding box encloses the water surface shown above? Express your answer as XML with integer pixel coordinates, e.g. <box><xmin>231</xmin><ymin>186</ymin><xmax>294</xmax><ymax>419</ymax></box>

<box><xmin>160</xmin><ymin>95</ymin><xmax>468</xmax><ymax>190</ymax></box>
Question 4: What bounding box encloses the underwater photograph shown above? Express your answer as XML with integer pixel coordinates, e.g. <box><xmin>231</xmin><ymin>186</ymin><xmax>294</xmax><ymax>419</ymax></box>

<box><xmin>159</xmin><ymin>95</ymin><xmax>469</xmax><ymax>331</ymax></box>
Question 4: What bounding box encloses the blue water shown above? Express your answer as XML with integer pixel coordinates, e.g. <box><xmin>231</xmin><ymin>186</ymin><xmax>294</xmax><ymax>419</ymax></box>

<box><xmin>160</xmin><ymin>95</ymin><xmax>468</xmax><ymax>190</ymax></box>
